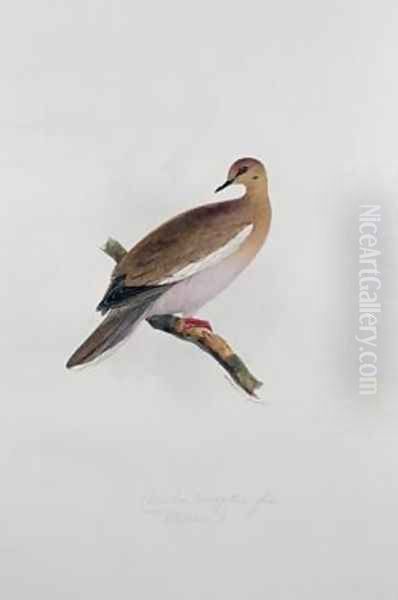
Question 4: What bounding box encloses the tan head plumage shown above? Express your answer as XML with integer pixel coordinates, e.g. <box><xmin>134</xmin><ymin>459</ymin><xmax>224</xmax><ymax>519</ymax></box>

<box><xmin>215</xmin><ymin>157</ymin><xmax>267</xmax><ymax>193</ymax></box>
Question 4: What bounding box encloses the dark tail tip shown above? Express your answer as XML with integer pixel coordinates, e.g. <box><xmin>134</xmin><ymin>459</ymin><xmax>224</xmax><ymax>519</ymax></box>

<box><xmin>66</xmin><ymin>343</ymin><xmax>94</xmax><ymax>369</ymax></box>
<box><xmin>65</xmin><ymin>355</ymin><xmax>79</xmax><ymax>369</ymax></box>
<box><xmin>66</xmin><ymin>342</ymin><xmax>97</xmax><ymax>369</ymax></box>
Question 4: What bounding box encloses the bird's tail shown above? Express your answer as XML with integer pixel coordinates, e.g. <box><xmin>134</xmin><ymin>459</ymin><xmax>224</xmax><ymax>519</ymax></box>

<box><xmin>66</xmin><ymin>303</ymin><xmax>150</xmax><ymax>369</ymax></box>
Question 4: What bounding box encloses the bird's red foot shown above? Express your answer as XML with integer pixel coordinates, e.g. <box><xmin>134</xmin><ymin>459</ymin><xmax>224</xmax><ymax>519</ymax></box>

<box><xmin>183</xmin><ymin>317</ymin><xmax>213</xmax><ymax>332</ymax></box>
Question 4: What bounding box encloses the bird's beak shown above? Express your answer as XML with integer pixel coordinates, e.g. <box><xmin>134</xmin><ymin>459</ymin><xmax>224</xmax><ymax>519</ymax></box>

<box><xmin>215</xmin><ymin>177</ymin><xmax>235</xmax><ymax>193</ymax></box>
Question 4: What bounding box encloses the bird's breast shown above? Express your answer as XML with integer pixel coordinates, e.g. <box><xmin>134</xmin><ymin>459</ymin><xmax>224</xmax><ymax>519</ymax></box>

<box><xmin>148</xmin><ymin>235</ymin><xmax>259</xmax><ymax>316</ymax></box>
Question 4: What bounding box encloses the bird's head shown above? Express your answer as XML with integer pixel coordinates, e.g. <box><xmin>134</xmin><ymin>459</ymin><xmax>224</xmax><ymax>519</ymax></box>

<box><xmin>215</xmin><ymin>157</ymin><xmax>267</xmax><ymax>193</ymax></box>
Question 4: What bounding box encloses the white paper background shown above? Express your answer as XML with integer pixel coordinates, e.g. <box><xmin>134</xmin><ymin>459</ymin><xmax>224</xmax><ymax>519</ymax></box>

<box><xmin>1</xmin><ymin>1</ymin><xmax>397</xmax><ymax>597</ymax></box>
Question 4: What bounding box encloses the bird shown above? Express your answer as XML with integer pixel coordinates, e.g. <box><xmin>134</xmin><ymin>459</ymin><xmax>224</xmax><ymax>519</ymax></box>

<box><xmin>66</xmin><ymin>157</ymin><xmax>272</xmax><ymax>369</ymax></box>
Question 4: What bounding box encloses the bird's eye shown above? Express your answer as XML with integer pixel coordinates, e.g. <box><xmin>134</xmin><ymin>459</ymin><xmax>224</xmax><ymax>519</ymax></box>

<box><xmin>252</xmin><ymin>175</ymin><xmax>259</xmax><ymax>180</ymax></box>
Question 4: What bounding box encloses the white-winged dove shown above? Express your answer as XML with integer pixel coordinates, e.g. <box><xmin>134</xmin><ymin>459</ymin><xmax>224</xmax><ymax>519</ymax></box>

<box><xmin>66</xmin><ymin>157</ymin><xmax>271</xmax><ymax>368</ymax></box>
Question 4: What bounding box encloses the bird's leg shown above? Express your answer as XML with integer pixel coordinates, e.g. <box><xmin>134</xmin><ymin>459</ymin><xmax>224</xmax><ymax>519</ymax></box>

<box><xmin>183</xmin><ymin>317</ymin><xmax>213</xmax><ymax>332</ymax></box>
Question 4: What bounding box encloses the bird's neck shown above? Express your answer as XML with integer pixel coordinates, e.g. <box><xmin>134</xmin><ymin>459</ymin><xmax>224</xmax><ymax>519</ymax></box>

<box><xmin>245</xmin><ymin>175</ymin><xmax>268</xmax><ymax>198</ymax></box>
<box><xmin>244</xmin><ymin>178</ymin><xmax>270</xmax><ymax>212</ymax></box>
<box><xmin>244</xmin><ymin>179</ymin><xmax>271</xmax><ymax>238</ymax></box>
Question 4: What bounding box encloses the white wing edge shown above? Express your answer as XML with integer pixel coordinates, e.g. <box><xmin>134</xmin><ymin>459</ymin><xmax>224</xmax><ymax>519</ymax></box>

<box><xmin>160</xmin><ymin>224</ymin><xmax>253</xmax><ymax>284</ymax></box>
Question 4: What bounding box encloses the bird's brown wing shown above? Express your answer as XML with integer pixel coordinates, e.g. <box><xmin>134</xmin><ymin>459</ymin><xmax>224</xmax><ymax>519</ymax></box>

<box><xmin>96</xmin><ymin>198</ymin><xmax>252</xmax><ymax>314</ymax></box>
<box><xmin>114</xmin><ymin>198</ymin><xmax>252</xmax><ymax>287</ymax></box>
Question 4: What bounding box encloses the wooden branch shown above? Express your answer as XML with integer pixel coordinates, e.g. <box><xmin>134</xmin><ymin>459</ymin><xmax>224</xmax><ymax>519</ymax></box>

<box><xmin>101</xmin><ymin>237</ymin><xmax>263</xmax><ymax>397</ymax></box>
<box><xmin>101</xmin><ymin>237</ymin><xmax>128</xmax><ymax>263</ymax></box>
